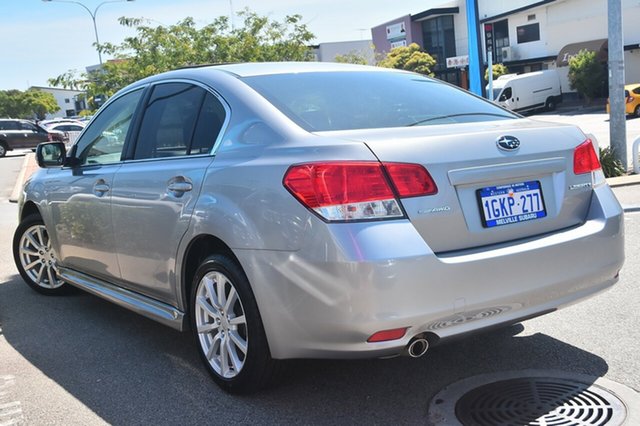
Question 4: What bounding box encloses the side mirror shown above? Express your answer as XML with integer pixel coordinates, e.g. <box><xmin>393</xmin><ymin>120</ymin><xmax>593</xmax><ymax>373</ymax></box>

<box><xmin>36</xmin><ymin>142</ymin><xmax>66</xmax><ymax>168</ymax></box>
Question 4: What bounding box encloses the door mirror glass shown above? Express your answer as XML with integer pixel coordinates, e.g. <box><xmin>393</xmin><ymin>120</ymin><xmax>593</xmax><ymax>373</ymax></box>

<box><xmin>36</xmin><ymin>142</ymin><xmax>66</xmax><ymax>168</ymax></box>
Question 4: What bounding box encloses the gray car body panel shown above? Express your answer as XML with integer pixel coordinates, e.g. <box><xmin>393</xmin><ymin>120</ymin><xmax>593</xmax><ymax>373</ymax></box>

<box><xmin>19</xmin><ymin>63</ymin><xmax>625</xmax><ymax>359</ymax></box>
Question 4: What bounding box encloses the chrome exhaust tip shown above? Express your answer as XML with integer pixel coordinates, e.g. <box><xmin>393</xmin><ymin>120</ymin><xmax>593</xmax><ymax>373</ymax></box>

<box><xmin>407</xmin><ymin>337</ymin><xmax>429</xmax><ymax>358</ymax></box>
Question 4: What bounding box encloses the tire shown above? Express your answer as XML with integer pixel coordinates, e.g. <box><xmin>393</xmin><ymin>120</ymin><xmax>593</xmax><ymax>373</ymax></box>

<box><xmin>635</xmin><ymin>105</ymin><xmax>640</xmax><ymax>118</ymax></box>
<box><xmin>190</xmin><ymin>254</ymin><xmax>280</xmax><ymax>394</ymax></box>
<box><xmin>0</xmin><ymin>142</ymin><xmax>7</xmax><ymax>158</ymax></box>
<box><xmin>546</xmin><ymin>97</ymin><xmax>556</xmax><ymax>111</ymax></box>
<box><xmin>13</xmin><ymin>214</ymin><xmax>72</xmax><ymax>295</ymax></box>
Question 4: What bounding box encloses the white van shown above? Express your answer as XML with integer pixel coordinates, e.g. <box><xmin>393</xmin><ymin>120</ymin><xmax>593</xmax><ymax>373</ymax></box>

<box><xmin>490</xmin><ymin>70</ymin><xmax>562</xmax><ymax>113</ymax></box>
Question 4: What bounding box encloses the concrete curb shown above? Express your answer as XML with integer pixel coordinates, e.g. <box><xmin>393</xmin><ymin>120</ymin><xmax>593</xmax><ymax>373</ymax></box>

<box><xmin>607</xmin><ymin>173</ymin><xmax>640</xmax><ymax>187</ymax></box>
<box><xmin>9</xmin><ymin>154</ymin><xmax>32</xmax><ymax>203</ymax></box>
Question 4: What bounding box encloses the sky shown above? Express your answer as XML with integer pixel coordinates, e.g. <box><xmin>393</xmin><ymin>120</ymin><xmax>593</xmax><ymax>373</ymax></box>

<box><xmin>0</xmin><ymin>0</ymin><xmax>444</xmax><ymax>90</ymax></box>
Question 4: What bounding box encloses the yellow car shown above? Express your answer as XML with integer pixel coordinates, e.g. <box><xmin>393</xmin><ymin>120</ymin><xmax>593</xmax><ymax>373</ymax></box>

<box><xmin>606</xmin><ymin>83</ymin><xmax>640</xmax><ymax>117</ymax></box>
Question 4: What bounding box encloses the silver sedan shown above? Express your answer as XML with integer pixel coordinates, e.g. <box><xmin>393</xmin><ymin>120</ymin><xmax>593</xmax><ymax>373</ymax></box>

<box><xmin>13</xmin><ymin>62</ymin><xmax>624</xmax><ymax>393</ymax></box>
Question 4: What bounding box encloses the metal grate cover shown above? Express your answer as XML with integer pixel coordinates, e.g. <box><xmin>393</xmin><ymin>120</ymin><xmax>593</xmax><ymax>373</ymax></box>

<box><xmin>455</xmin><ymin>377</ymin><xmax>627</xmax><ymax>426</ymax></box>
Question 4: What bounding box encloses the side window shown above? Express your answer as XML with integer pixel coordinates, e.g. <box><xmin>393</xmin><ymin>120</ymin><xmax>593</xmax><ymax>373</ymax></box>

<box><xmin>633</xmin><ymin>87</ymin><xmax>640</xmax><ymax>95</ymax></box>
<box><xmin>20</xmin><ymin>122</ymin><xmax>38</xmax><ymax>131</ymax></box>
<box><xmin>76</xmin><ymin>89</ymin><xmax>143</xmax><ymax>165</ymax></box>
<box><xmin>134</xmin><ymin>83</ymin><xmax>205</xmax><ymax>159</ymax></box>
<box><xmin>189</xmin><ymin>93</ymin><xmax>226</xmax><ymax>155</ymax></box>
<box><xmin>500</xmin><ymin>87</ymin><xmax>512</xmax><ymax>101</ymax></box>
<box><xmin>0</xmin><ymin>121</ymin><xmax>19</xmax><ymax>130</ymax></box>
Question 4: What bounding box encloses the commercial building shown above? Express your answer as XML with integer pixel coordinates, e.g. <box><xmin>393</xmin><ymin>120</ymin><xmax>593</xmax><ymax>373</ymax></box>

<box><xmin>372</xmin><ymin>0</ymin><xmax>640</xmax><ymax>93</ymax></box>
<box><xmin>312</xmin><ymin>40</ymin><xmax>376</xmax><ymax>65</ymax></box>
<box><xmin>29</xmin><ymin>86</ymin><xmax>87</xmax><ymax>119</ymax></box>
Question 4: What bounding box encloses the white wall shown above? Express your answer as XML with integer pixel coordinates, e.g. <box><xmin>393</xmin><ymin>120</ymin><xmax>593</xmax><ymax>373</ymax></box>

<box><xmin>478</xmin><ymin>0</ymin><xmax>546</xmax><ymax>21</ymax></box>
<box><xmin>317</xmin><ymin>40</ymin><xmax>376</xmax><ymax>65</ymax></box>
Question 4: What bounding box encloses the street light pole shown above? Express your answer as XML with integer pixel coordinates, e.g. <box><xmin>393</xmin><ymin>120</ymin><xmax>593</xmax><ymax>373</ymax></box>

<box><xmin>42</xmin><ymin>0</ymin><xmax>134</xmax><ymax>65</ymax></box>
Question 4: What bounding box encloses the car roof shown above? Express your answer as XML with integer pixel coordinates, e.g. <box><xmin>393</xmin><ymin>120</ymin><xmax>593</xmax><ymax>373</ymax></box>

<box><xmin>192</xmin><ymin>62</ymin><xmax>398</xmax><ymax>78</ymax></box>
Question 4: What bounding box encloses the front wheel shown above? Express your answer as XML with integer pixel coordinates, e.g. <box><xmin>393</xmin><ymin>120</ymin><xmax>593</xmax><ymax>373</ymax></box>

<box><xmin>545</xmin><ymin>97</ymin><xmax>556</xmax><ymax>111</ymax></box>
<box><xmin>13</xmin><ymin>214</ymin><xmax>72</xmax><ymax>295</ymax></box>
<box><xmin>190</xmin><ymin>255</ymin><xmax>280</xmax><ymax>393</ymax></box>
<box><xmin>0</xmin><ymin>142</ymin><xmax>7</xmax><ymax>157</ymax></box>
<box><xmin>635</xmin><ymin>105</ymin><xmax>640</xmax><ymax>118</ymax></box>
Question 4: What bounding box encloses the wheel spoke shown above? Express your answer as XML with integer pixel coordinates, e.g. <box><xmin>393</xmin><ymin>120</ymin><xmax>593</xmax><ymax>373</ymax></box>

<box><xmin>197</xmin><ymin>296</ymin><xmax>220</xmax><ymax>320</ymax></box>
<box><xmin>36</xmin><ymin>264</ymin><xmax>45</xmax><ymax>283</ymax></box>
<box><xmin>21</xmin><ymin>248</ymin><xmax>39</xmax><ymax>257</ymax></box>
<box><xmin>206</xmin><ymin>332</ymin><xmax>222</xmax><ymax>361</ymax></box>
<box><xmin>224</xmin><ymin>287</ymin><xmax>237</xmax><ymax>313</ymax></box>
<box><xmin>24</xmin><ymin>259</ymin><xmax>40</xmax><ymax>271</ymax></box>
<box><xmin>25</xmin><ymin>233</ymin><xmax>42</xmax><ymax>250</ymax></box>
<box><xmin>229</xmin><ymin>330</ymin><xmax>247</xmax><ymax>355</ymax></box>
<box><xmin>35</xmin><ymin>227</ymin><xmax>46</xmax><ymax>247</ymax></box>
<box><xmin>216</xmin><ymin>274</ymin><xmax>227</xmax><ymax>309</ymax></box>
<box><xmin>197</xmin><ymin>322</ymin><xmax>219</xmax><ymax>334</ymax></box>
<box><xmin>220</xmin><ymin>335</ymin><xmax>230</xmax><ymax>377</ymax></box>
<box><xmin>226</xmin><ymin>338</ymin><xmax>242</xmax><ymax>372</ymax></box>
<box><xmin>228</xmin><ymin>314</ymin><xmax>246</xmax><ymax>327</ymax></box>
<box><xmin>46</xmin><ymin>267</ymin><xmax>56</xmax><ymax>288</ymax></box>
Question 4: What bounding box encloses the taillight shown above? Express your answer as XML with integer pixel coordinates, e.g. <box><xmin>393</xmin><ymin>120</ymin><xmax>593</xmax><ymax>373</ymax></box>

<box><xmin>367</xmin><ymin>328</ymin><xmax>408</xmax><ymax>343</ymax></box>
<box><xmin>47</xmin><ymin>133</ymin><xmax>53</xmax><ymax>141</ymax></box>
<box><xmin>283</xmin><ymin>161</ymin><xmax>437</xmax><ymax>221</ymax></box>
<box><xmin>573</xmin><ymin>139</ymin><xmax>601</xmax><ymax>175</ymax></box>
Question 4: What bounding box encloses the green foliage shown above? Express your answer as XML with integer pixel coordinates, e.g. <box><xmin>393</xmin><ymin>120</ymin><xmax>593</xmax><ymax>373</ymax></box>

<box><xmin>0</xmin><ymin>89</ymin><xmax>59</xmax><ymax>119</ymax></box>
<box><xmin>485</xmin><ymin>63</ymin><xmax>509</xmax><ymax>81</ymax></box>
<box><xmin>78</xmin><ymin>109</ymin><xmax>93</xmax><ymax>117</ymax></box>
<box><xmin>334</xmin><ymin>51</ymin><xmax>369</xmax><ymax>65</ymax></box>
<box><xmin>50</xmin><ymin>9</ymin><xmax>315</xmax><ymax>103</ymax></box>
<box><xmin>599</xmin><ymin>146</ymin><xmax>626</xmax><ymax>177</ymax></box>
<box><xmin>568</xmin><ymin>49</ymin><xmax>607</xmax><ymax>103</ymax></box>
<box><xmin>377</xmin><ymin>43</ymin><xmax>436</xmax><ymax>76</ymax></box>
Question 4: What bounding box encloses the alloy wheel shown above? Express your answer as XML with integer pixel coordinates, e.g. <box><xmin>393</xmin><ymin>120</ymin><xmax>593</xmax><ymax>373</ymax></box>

<box><xmin>18</xmin><ymin>224</ymin><xmax>64</xmax><ymax>289</ymax></box>
<box><xmin>195</xmin><ymin>271</ymin><xmax>248</xmax><ymax>379</ymax></box>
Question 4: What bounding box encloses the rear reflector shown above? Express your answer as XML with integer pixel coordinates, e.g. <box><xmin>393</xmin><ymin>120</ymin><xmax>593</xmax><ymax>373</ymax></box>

<box><xmin>367</xmin><ymin>328</ymin><xmax>408</xmax><ymax>343</ymax></box>
<box><xmin>573</xmin><ymin>139</ymin><xmax>601</xmax><ymax>175</ymax></box>
<box><xmin>283</xmin><ymin>161</ymin><xmax>437</xmax><ymax>221</ymax></box>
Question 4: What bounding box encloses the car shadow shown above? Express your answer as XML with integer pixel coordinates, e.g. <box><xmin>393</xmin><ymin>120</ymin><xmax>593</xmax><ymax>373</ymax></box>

<box><xmin>0</xmin><ymin>275</ymin><xmax>609</xmax><ymax>424</ymax></box>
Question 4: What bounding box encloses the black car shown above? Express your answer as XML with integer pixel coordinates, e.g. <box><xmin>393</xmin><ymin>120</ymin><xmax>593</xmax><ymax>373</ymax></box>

<box><xmin>0</xmin><ymin>119</ymin><xmax>62</xmax><ymax>157</ymax></box>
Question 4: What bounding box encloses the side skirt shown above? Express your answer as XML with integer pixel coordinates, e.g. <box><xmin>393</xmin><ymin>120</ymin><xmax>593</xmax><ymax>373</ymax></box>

<box><xmin>59</xmin><ymin>267</ymin><xmax>186</xmax><ymax>331</ymax></box>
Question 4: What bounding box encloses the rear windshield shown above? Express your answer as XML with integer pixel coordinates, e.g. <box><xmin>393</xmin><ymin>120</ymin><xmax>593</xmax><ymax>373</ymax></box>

<box><xmin>242</xmin><ymin>71</ymin><xmax>516</xmax><ymax>131</ymax></box>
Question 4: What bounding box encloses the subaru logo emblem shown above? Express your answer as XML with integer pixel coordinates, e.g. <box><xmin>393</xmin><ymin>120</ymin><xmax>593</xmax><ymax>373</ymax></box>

<box><xmin>496</xmin><ymin>135</ymin><xmax>520</xmax><ymax>151</ymax></box>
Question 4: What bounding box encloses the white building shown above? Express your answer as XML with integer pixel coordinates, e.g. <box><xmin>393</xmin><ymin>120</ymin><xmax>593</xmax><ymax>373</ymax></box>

<box><xmin>312</xmin><ymin>40</ymin><xmax>376</xmax><ymax>65</ymax></box>
<box><xmin>29</xmin><ymin>86</ymin><xmax>87</xmax><ymax>119</ymax></box>
<box><xmin>372</xmin><ymin>0</ymin><xmax>640</xmax><ymax>93</ymax></box>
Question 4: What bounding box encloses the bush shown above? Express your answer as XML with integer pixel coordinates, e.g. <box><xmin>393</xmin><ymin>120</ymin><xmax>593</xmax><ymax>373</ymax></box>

<box><xmin>599</xmin><ymin>146</ymin><xmax>626</xmax><ymax>177</ymax></box>
<box><xmin>377</xmin><ymin>43</ymin><xmax>436</xmax><ymax>76</ymax></box>
<box><xmin>568</xmin><ymin>49</ymin><xmax>607</xmax><ymax>104</ymax></box>
<box><xmin>485</xmin><ymin>63</ymin><xmax>509</xmax><ymax>81</ymax></box>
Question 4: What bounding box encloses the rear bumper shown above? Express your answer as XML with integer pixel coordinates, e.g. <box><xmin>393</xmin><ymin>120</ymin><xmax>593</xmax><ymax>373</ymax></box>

<box><xmin>236</xmin><ymin>184</ymin><xmax>624</xmax><ymax>359</ymax></box>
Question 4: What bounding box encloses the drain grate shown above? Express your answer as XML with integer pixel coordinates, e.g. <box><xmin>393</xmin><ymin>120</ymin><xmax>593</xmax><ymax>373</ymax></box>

<box><xmin>455</xmin><ymin>377</ymin><xmax>627</xmax><ymax>426</ymax></box>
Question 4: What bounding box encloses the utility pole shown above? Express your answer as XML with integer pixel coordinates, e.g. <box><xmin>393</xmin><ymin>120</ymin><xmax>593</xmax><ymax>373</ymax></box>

<box><xmin>608</xmin><ymin>0</ymin><xmax>627</xmax><ymax>169</ymax></box>
<box><xmin>465</xmin><ymin>0</ymin><xmax>485</xmax><ymax>97</ymax></box>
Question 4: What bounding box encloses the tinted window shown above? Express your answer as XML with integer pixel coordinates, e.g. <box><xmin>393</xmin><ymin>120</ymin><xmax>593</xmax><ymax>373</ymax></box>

<box><xmin>0</xmin><ymin>120</ymin><xmax>19</xmax><ymax>130</ymax></box>
<box><xmin>20</xmin><ymin>122</ymin><xmax>38</xmax><ymax>131</ymax></box>
<box><xmin>189</xmin><ymin>93</ymin><xmax>226</xmax><ymax>155</ymax></box>
<box><xmin>243</xmin><ymin>72</ymin><xmax>516</xmax><ymax>131</ymax></box>
<box><xmin>134</xmin><ymin>83</ymin><xmax>205</xmax><ymax>159</ymax></box>
<box><xmin>633</xmin><ymin>87</ymin><xmax>640</xmax><ymax>95</ymax></box>
<box><xmin>76</xmin><ymin>89</ymin><xmax>143</xmax><ymax>165</ymax></box>
<box><xmin>517</xmin><ymin>23</ymin><xmax>540</xmax><ymax>44</ymax></box>
<box><xmin>499</xmin><ymin>87</ymin><xmax>512</xmax><ymax>101</ymax></box>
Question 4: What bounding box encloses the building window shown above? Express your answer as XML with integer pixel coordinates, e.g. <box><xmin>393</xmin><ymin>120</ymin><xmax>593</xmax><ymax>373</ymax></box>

<box><xmin>517</xmin><ymin>23</ymin><xmax>540</xmax><ymax>44</ymax></box>
<box><xmin>65</xmin><ymin>98</ymin><xmax>70</xmax><ymax>103</ymax></box>
<box><xmin>484</xmin><ymin>19</ymin><xmax>509</xmax><ymax>63</ymax></box>
<box><xmin>421</xmin><ymin>15</ymin><xmax>456</xmax><ymax>72</ymax></box>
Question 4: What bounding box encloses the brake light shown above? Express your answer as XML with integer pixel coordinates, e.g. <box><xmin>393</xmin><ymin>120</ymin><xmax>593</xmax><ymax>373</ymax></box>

<box><xmin>573</xmin><ymin>139</ymin><xmax>601</xmax><ymax>175</ymax></box>
<box><xmin>283</xmin><ymin>161</ymin><xmax>437</xmax><ymax>221</ymax></box>
<box><xmin>47</xmin><ymin>133</ymin><xmax>53</xmax><ymax>142</ymax></box>
<box><xmin>367</xmin><ymin>328</ymin><xmax>408</xmax><ymax>342</ymax></box>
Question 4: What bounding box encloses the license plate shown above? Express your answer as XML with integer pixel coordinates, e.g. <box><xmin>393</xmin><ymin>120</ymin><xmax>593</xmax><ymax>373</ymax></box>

<box><xmin>478</xmin><ymin>181</ymin><xmax>546</xmax><ymax>228</ymax></box>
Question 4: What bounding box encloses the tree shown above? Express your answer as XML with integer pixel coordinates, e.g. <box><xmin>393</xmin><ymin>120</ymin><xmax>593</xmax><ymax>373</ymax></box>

<box><xmin>377</xmin><ymin>43</ymin><xmax>436</xmax><ymax>76</ymax></box>
<box><xmin>0</xmin><ymin>89</ymin><xmax>59</xmax><ymax>119</ymax></box>
<box><xmin>568</xmin><ymin>49</ymin><xmax>607</xmax><ymax>104</ymax></box>
<box><xmin>334</xmin><ymin>51</ymin><xmax>369</xmax><ymax>65</ymax></box>
<box><xmin>485</xmin><ymin>63</ymin><xmax>509</xmax><ymax>81</ymax></box>
<box><xmin>50</xmin><ymin>9</ymin><xmax>315</xmax><ymax>103</ymax></box>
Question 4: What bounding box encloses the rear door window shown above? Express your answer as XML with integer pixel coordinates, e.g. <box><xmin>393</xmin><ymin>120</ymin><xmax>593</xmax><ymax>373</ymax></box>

<box><xmin>133</xmin><ymin>84</ymin><xmax>226</xmax><ymax>159</ymax></box>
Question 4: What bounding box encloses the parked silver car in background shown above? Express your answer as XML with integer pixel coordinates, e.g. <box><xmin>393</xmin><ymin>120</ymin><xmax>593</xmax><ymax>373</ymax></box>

<box><xmin>13</xmin><ymin>63</ymin><xmax>624</xmax><ymax>393</ymax></box>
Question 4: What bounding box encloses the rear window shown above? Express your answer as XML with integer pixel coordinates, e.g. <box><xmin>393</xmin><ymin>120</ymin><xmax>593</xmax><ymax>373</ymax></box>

<box><xmin>242</xmin><ymin>71</ymin><xmax>516</xmax><ymax>131</ymax></box>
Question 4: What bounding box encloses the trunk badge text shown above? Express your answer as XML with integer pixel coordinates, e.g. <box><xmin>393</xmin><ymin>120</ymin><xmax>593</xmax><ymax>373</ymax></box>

<box><xmin>418</xmin><ymin>206</ymin><xmax>452</xmax><ymax>215</ymax></box>
<box><xmin>496</xmin><ymin>135</ymin><xmax>521</xmax><ymax>151</ymax></box>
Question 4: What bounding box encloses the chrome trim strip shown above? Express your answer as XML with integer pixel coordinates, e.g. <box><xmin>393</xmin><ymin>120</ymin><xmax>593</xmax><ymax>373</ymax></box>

<box><xmin>59</xmin><ymin>267</ymin><xmax>186</xmax><ymax>331</ymax></box>
<box><xmin>448</xmin><ymin>157</ymin><xmax>566</xmax><ymax>186</ymax></box>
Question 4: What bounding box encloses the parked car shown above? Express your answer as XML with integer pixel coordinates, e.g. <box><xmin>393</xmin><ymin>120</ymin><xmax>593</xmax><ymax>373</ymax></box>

<box><xmin>40</xmin><ymin>118</ymin><xmax>85</xmax><ymax>128</ymax></box>
<box><xmin>606</xmin><ymin>83</ymin><xmax>640</xmax><ymax>117</ymax></box>
<box><xmin>490</xmin><ymin>69</ymin><xmax>562</xmax><ymax>113</ymax></box>
<box><xmin>0</xmin><ymin>118</ymin><xmax>60</xmax><ymax>157</ymax></box>
<box><xmin>13</xmin><ymin>63</ymin><xmax>624</xmax><ymax>393</ymax></box>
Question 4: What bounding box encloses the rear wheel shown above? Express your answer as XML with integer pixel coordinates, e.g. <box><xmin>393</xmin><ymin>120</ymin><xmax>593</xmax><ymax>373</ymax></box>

<box><xmin>190</xmin><ymin>254</ymin><xmax>280</xmax><ymax>393</ymax></box>
<box><xmin>545</xmin><ymin>97</ymin><xmax>556</xmax><ymax>111</ymax></box>
<box><xmin>635</xmin><ymin>105</ymin><xmax>640</xmax><ymax>118</ymax></box>
<box><xmin>13</xmin><ymin>214</ymin><xmax>72</xmax><ymax>295</ymax></box>
<box><xmin>0</xmin><ymin>142</ymin><xmax>7</xmax><ymax>157</ymax></box>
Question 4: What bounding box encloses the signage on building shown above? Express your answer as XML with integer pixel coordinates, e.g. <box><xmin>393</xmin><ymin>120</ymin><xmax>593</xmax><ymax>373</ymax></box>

<box><xmin>390</xmin><ymin>40</ymin><xmax>407</xmax><ymax>49</ymax></box>
<box><xmin>386</xmin><ymin>22</ymin><xmax>406</xmax><ymax>42</ymax></box>
<box><xmin>446</xmin><ymin>55</ymin><xmax>470</xmax><ymax>68</ymax></box>
<box><xmin>484</xmin><ymin>23</ymin><xmax>494</xmax><ymax>58</ymax></box>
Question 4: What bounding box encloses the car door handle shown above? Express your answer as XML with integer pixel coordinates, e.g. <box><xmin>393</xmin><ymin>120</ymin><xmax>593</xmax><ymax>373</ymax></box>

<box><xmin>167</xmin><ymin>179</ymin><xmax>193</xmax><ymax>197</ymax></box>
<box><xmin>93</xmin><ymin>180</ymin><xmax>110</xmax><ymax>197</ymax></box>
